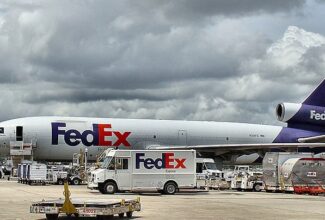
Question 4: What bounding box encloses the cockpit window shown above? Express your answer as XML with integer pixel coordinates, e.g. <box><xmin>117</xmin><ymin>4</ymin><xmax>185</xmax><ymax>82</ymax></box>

<box><xmin>0</xmin><ymin>127</ymin><xmax>4</xmax><ymax>134</ymax></box>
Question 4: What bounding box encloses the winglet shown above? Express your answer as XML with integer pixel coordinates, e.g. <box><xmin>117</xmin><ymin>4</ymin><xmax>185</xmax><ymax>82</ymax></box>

<box><xmin>303</xmin><ymin>79</ymin><xmax>325</xmax><ymax>107</ymax></box>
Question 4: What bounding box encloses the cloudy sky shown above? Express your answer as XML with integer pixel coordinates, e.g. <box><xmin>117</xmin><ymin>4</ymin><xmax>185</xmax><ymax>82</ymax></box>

<box><xmin>0</xmin><ymin>0</ymin><xmax>325</xmax><ymax>125</ymax></box>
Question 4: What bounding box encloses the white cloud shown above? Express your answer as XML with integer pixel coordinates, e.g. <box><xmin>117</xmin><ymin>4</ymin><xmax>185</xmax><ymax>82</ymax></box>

<box><xmin>0</xmin><ymin>1</ymin><xmax>324</xmax><ymax>128</ymax></box>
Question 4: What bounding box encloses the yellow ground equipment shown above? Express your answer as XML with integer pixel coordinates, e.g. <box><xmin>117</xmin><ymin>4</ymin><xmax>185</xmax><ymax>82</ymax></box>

<box><xmin>30</xmin><ymin>181</ymin><xmax>141</xmax><ymax>220</ymax></box>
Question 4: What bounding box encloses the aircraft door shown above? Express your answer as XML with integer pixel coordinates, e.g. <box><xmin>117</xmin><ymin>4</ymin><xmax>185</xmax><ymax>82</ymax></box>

<box><xmin>178</xmin><ymin>130</ymin><xmax>187</xmax><ymax>145</ymax></box>
<box><xmin>16</xmin><ymin>126</ymin><xmax>23</xmax><ymax>141</ymax></box>
<box><xmin>115</xmin><ymin>157</ymin><xmax>131</xmax><ymax>189</ymax></box>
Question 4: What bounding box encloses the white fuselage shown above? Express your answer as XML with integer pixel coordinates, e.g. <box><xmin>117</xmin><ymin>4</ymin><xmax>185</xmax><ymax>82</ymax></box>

<box><xmin>0</xmin><ymin>116</ymin><xmax>282</xmax><ymax>161</ymax></box>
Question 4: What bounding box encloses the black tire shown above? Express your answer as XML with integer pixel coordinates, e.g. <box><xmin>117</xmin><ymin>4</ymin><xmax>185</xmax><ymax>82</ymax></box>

<box><xmin>126</xmin><ymin>211</ymin><xmax>133</xmax><ymax>218</ymax></box>
<box><xmin>46</xmin><ymin>214</ymin><xmax>59</xmax><ymax>220</ymax></box>
<box><xmin>57</xmin><ymin>179</ymin><xmax>64</xmax><ymax>185</ymax></box>
<box><xmin>99</xmin><ymin>185</ymin><xmax>105</xmax><ymax>194</ymax></box>
<box><xmin>103</xmin><ymin>181</ymin><xmax>117</xmax><ymax>194</ymax></box>
<box><xmin>118</xmin><ymin>213</ymin><xmax>124</xmax><ymax>218</ymax></box>
<box><xmin>253</xmin><ymin>184</ymin><xmax>262</xmax><ymax>192</ymax></box>
<box><xmin>163</xmin><ymin>182</ymin><xmax>177</xmax><ymax>195</ymax></box>
<box><xmin>101</xmin><ymin>215</ymin><xmax>113</xmax><ymax>219</ymax></box>
<box><xmin>72</xmin><ymin>178</ymin><xmax>81</xmax><ymax>185</ymax></box>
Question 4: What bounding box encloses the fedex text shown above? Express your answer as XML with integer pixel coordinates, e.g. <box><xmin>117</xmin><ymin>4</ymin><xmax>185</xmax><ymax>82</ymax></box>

<box><xmin>51</xmin><ymin>122</ymin><xmax>131</xmax><ymax>147</ymax></box>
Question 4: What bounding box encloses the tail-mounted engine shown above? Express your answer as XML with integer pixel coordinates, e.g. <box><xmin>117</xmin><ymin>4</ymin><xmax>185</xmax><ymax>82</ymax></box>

<box><xmin>276</xmin><ymin>102</ymin><xmax>325</xmax><ymax>126</ymax></box>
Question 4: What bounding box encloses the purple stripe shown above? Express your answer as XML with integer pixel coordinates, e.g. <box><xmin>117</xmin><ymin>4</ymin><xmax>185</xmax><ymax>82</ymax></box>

<box><xmin>273</xmin><ymin>127</ymin><xmax>324</xmax><ymax>143</ymax></box>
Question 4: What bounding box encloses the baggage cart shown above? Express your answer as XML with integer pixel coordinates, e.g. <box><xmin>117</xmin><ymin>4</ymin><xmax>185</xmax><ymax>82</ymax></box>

<box><xmin>30</xmin><ymin>182</ymin><xmax>141</xmax><ymax>220</ymax></box>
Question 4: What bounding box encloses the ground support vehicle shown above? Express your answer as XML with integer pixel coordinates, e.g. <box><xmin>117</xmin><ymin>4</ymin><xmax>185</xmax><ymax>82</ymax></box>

<box><xmin>30</xmin><ymin>198</ymin><xmax>141</xmax><ymax>220</ymax></box>
<box><xmin>231</xmin><ymin>166</ymin><xmax>264</xmax><ymax>192</ymax></box>
<box><xmin>281</xmin><ymin>157</ymin><xmax>325</xmax><ymax>194</ymax></box>
<box><xmin>30</xmin><ymin>182</ymin><xmax>141</xmax><ymax>220</ymax></box>
<box><xmin>17</xmin><ymin>164</ymin><xmax>21</xmax><ymax>182</ymax></box>
<box><xmin>21</xmin><ymin>163</ymin><xmax>29</xmax><ymax>184</ymax></box>
<box><xmin>68</xmin><ymin>174</ymin><xmax>82</xmax><ymax>185</ymax></box>
<box><xmin>263</xmin><ymin>152</ymin><xmax>313</xmax><ymax>192</ymax></box>
<box><xmin>46</xmin><ymin>169</ymin><xmax>68</xmax><ymax>185</ymax></box>
<box><xmin>88</xmin><ymin>150</ymin><xmax>196</xmax><ymax>194</ymax></box>
<box><xmin>196</xmin><ymin>158</ymin><xmax>222</xmax><ymax>178</ymax></box>
<box><xmin>196</xmin><ymin>176</ymin><xmax>229</xmax><ymax>190</ymax></box>
<box><xmin>196</xmin><ymin>158</ymin><xmax>224</xmax><ymax>189</ymax></box>
<box><xmin>27</xmin><ymin>163</ymin><xmax>47</xmax><ymax>185</ymax></box>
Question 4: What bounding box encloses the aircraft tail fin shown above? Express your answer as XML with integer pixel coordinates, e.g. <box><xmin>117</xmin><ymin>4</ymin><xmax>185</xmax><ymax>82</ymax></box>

<box><xmin>303</xmin><ymin>79</ymin><xmax>325</xmax><ymax>107</ymax></box>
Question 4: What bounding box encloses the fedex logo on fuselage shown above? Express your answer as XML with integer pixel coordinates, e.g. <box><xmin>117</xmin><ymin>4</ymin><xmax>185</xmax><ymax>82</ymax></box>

<box><xmin>51</xmin><ymin>122</ymin><xmax>131</xmax><ymax>147</ymax></box>
<box><xmin>135</xmin><ymin>152</ymin><xmax>186</xmax><ymax>169</ymax></box>
<box><xmin>310</xmin><ymin>110</ymin><xmax>325</xmax><ymax>121</ymax></box>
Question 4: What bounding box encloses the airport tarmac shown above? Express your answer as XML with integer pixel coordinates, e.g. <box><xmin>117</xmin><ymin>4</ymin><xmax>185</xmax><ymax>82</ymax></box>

<box><xmin>1</xmin><ymin>179</ymin><xmax>325</xmax><ymax>220</ymax></box>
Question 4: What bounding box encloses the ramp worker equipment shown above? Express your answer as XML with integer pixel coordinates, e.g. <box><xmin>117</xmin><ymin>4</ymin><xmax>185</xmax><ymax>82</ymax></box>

<box><xmin>30</xmin><ymin>180</ymin><xmax>141</xmax><ymax>220</ymax></box>
<box><xmin>60</xmin><ymin>180</ymin><xmax>77</xmax><ymax>216</ymax></box>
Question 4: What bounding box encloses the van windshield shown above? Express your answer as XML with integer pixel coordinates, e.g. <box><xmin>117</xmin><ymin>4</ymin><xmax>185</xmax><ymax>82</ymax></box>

<box><xmin>205</xmin><ymin>162</ymin><xmax>217</xmax><ymax>170</ymax></box>
<box><xmin>101</xmin><ymin>156</ymin><xmax>113</xmax><ymax>169</ymax></box>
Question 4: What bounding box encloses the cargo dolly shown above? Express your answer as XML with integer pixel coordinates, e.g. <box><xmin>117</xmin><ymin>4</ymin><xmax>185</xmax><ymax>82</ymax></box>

<box><xmin>30</xmin><ymin>182</ymin><xmax>141</xmax><ymax>220</ymax></box>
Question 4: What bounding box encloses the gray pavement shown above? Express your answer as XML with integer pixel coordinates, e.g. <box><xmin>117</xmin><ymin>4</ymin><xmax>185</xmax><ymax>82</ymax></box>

<box><xmin>1</xmin><ymin>180</ymin><xmax>325</xmax><ymax>220</ymax></box>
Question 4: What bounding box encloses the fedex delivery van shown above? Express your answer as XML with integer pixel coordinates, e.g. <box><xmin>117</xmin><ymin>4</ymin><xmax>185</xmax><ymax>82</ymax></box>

<box><xmin>88</xmin><ymin>150</ymin><xmax>196</xmax><ymax>194</ymax></box>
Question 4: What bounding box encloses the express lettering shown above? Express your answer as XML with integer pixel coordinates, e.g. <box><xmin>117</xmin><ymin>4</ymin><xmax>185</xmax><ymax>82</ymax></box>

<box><xmin>135</xmin><ymin>153</ymin><xmax>186</xmax><ymax>169</ymax></box>
<box><xmin>51</xmin><ymin>122</ymin><xmax>131</xmax><ymax>147</ymax></box>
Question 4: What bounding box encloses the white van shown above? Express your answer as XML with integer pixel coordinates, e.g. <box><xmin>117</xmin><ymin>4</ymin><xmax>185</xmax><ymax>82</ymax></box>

<box><xmin>196</xmin><ymin>158</ymin><xmax>222</xmax><ymax>179</ymax></box>
<box><xmin>88</xmin><ymin>150</ymin><xmax>196</xmax><ymax>194</ymax></box>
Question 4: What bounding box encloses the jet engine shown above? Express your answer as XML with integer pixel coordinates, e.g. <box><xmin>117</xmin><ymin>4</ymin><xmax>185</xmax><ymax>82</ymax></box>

<box><xmin>276</xmin><ymin>103</ymin><xmax>301</xmax><ymax>122</ymax></box>
<box><xmin>276</xmin><ymin>102</ymin><xmax>325</xmax><ymax>126</ymax></box>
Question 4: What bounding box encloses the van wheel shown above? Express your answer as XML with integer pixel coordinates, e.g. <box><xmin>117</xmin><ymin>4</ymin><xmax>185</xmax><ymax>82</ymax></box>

<box><xmin>253</xmin><ymin>184</ymin><xmax>262</xmax><ymax>192</ymax></box>
<box><xmin>103</xmin><ymin>182</ymin><xmax>117</xmax><ymax>194</ymax></box>
<box><xmin>164</xmin><ymin>182</ymin><xmax>177</xmax><ymax>195</ymax></box>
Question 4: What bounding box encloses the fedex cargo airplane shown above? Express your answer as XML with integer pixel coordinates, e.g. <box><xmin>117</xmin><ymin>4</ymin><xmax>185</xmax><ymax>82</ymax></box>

<box><xmin>1</xmin><ymin>80</ymin><xmax>325</xmax><ymax>162</ymax></box>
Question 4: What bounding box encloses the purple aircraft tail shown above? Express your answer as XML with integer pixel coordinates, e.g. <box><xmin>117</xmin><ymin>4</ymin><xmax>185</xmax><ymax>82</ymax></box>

<box><xmin>303</xmin><ymin>79</ymin><xmax>325</xmax><ymax>106</ymax></box>
<box><xmin>275</xmin><ymin>79</ymin><xmax>325</xmax><ymax>131</ymax></box>
<box><xmin>273</xmin><ymin>79</ymin><xmax>325</xmax><ymax>143</ymax></box>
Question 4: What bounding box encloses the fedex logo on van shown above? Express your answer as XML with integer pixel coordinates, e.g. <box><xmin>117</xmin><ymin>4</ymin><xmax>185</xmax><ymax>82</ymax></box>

<box><xmin>51</xmin><ymin>122</ymin><xmax>131</xmax><ymax>147</ymax></box>
<box><xmin>135</xmin><ymin>153</ymin><xmax>186</xmax><ymax>169</ymax></box>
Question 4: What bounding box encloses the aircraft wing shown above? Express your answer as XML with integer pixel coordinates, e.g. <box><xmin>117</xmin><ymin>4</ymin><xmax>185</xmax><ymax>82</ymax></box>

<box><xmin>298</xmin><ymin>135</ymin><xmax>325</xmax><ymax>143</ymax></box>
<box><xmin>147</xmin><ymin>142</ymin><xmax>325</xmax><ymax>152</ymax></box>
